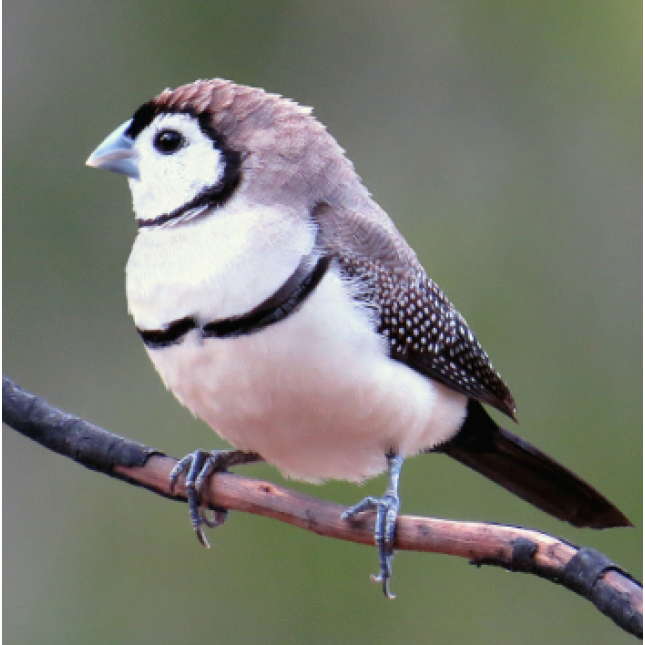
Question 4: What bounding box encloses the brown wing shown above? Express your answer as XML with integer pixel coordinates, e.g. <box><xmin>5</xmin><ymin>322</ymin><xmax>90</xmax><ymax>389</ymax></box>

<box><xmin>314</xmin><ymin>202</ymin><xmax>516</xmax><ymax>419</ymax></box>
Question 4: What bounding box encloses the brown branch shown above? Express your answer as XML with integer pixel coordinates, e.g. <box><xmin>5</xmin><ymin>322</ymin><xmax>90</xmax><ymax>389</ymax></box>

<box><xmin>3</xmin><ymin>375</ymin><xmax>642</xmax><ymax>638</ymax></box>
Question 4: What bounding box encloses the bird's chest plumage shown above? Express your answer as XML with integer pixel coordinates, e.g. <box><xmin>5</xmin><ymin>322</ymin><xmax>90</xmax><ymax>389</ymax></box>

<box><xmin>126</xmin><ymin>206</ymin><xmax>467</xmax><ymax>483</ymax></box>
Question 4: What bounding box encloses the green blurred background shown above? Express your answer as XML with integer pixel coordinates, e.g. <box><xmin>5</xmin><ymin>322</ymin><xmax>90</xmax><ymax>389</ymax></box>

<box><xmin>4</xmin><ymin>1</ymin><xmax>641</xmax><ymax>643</ymax></box>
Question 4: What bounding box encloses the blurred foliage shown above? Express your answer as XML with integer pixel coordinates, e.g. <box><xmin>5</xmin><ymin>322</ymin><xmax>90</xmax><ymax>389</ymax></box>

<box><xmin>4</xmin><ymin>1</ymin><xmax>641</xmax><ymax>644</ymax></box>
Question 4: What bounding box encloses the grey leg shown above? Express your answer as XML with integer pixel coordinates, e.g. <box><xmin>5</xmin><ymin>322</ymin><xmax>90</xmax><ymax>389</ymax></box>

<box><xmin>169</xmin><ymin>449</ymin><xmax>263</xmax><ymax>547</ymax></box>
<box><xmin>342</xmin><ymin>453</ymin><xmax>404</xmax><ymax>599</ymax></box>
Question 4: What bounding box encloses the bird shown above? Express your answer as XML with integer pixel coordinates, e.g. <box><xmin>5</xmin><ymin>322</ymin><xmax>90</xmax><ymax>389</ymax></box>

<box><xmin>86</xmin><ymin>79</ymin><xmax>630</xmax><ymax>597</ymax></box>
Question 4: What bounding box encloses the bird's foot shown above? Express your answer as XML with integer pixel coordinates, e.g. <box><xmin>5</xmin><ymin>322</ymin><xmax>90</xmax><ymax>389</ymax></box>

<box><xmin>342</xmin><ymin>491</ymin><xmax>400</xmax><ymax>598</ymax></box>
<box><xmin>341</xmin><ymin>454</ymin><xmax>404</xmax><ymax>599</ymax></box>
<box><xmin>169</xmin><ymin>449</ymin><xmax>262</xmax><ymax>548</ymax></box>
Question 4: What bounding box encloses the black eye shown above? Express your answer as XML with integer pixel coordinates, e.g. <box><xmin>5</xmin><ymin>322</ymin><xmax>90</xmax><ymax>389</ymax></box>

<box><xmin>153</xmin><ymin>129</ymin><xmax>185</xmax><ymax>155</ymax></box>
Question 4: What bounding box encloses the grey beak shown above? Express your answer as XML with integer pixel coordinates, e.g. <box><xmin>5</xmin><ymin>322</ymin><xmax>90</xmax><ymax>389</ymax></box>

<box><xmin>86</xmin><ymin>120</ymin><xmax>139</xmax><ymax>179</ymax></box>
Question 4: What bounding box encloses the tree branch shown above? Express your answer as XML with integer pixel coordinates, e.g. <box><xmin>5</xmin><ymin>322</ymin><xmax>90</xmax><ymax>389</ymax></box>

<box><xmin>3</xmin><ymin>375</ymin><xmax>642</xmax><ymax>638</ymax></box>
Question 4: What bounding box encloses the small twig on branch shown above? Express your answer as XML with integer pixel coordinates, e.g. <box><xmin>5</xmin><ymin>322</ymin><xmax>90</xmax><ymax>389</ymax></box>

<box><xmin>3</xmin><ymin>375</ymin><xmax>642</xmax><ymax>638</ymax></box>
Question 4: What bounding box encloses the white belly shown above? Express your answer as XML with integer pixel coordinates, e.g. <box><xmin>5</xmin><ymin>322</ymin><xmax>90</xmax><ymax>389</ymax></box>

<box><xmin>143</xmin><ymin>267</ymin><xmax>467</xmax><ymax>483</ymax></box>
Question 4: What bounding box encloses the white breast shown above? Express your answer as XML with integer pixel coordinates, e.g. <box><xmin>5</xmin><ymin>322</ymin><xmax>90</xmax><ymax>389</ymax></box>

<box><xmin>126</xmin><ymin>199</ymin><xmax>316</xmax><ymax>328</ymax></box>
<box><xmin>126</xmin><ymin>205</ymin><xmax>467</xmax><ymax>483</ymax></box>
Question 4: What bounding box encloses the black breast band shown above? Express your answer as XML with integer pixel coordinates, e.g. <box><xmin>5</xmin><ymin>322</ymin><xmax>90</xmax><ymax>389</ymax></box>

<box><xmin>138</xmin><ymin>253</ymin><xmax>331</xmax><ymax>349</ymax></box>
<box><xmin>138</xmin><ymin>316</ymin><xmax>197</xmax><ymax>349</ymax></box>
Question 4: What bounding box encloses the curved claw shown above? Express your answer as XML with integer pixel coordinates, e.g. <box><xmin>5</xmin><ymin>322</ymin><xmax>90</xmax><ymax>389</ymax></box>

<box><xmin>344</xmin><ymin>492</ymin><xmax>400</xmax><ymax>598</ymax></box>
<box><xmin>371</xmin><ymin>558</ymin><xmax>396</xmax><ymax>600</ymax></box>
<box><xmin>342</xmin><ymin>454</ymin><xmax>404</xmax><ymax>599</ymax></box>
<box><xmin>200</xmin><ymin>507</ymin><xmax>228</xmax><ymax>528</ymax></box>
<box><xmin>168</xmin><ymin>449</ymin><xmax>230</xmax><ymax>547</ymax></box>
<box><xmin>169</xmin><ymin>449</ymin><xmax>263</xmax><ymax>548</ymax></box>
<box><xmin>183</xmin><ymin>450</ymin><xmax>217</xmax><ymax>547</ymax></box>
<box><xmin>169</xmin><ymin>453</ymin><xmax>197</xmax><ymax>494</ymax></box>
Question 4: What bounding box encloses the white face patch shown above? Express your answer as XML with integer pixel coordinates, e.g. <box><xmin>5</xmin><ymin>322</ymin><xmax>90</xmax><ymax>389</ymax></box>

<box><xmin>127</xmin><ymin>113</ymin><xmax>227</xmax><ymax>223</ymax></box>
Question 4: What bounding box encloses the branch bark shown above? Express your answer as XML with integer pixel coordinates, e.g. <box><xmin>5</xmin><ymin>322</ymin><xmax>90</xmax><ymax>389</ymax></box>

<box><xmin>3</xmin><ymin>375</ymin><xmax>642</xmax><ymax>638</ymax></box>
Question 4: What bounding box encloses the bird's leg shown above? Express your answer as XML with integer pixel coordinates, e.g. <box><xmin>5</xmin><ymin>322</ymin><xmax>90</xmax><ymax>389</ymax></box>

<box><xmin>169</xmin><ymin>449</ymin><xmax>263</xmax><ymax>547</ymax></box>
<box><xmin>341</xmin><ymin>453</ymin><xmax>404</xmax><ymax>599</ymax></box>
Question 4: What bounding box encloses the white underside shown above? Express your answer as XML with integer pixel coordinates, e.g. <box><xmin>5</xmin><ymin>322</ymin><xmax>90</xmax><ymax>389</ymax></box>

<box><xmin>126</xmin><ymin>202</ymin><xmax>467</xmax><ymax>483</ymax></box>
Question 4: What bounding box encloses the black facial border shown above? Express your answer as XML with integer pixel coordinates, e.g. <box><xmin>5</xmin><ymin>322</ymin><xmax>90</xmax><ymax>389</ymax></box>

<box><xmin>126</xmin><ymin>100</ymin><xmax>242</xmax><ymax>228</ymax></box>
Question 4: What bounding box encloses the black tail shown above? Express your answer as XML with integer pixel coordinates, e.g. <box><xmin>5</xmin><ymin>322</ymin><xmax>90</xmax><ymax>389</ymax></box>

<box><xmin>434</xmin><ymin>400</ymin><xmax>631</xmax><ymax>529</ymax></box>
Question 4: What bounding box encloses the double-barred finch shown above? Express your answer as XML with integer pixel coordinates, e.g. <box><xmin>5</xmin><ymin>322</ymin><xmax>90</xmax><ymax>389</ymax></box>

<box><xmin>87</xmin><ymin>79</ymin><xmax>630</xmax><ymax>597</ymax></box>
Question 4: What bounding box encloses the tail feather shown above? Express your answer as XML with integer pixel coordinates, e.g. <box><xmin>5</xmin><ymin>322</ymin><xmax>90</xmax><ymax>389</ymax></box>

<box><xmin>434</xmin><ymin>400</ymin><xmax>632</xmax><ymax>529</ymax></box>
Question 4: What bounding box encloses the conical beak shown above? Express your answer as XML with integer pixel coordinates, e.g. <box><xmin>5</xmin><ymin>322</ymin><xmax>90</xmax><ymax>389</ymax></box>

<box><xmin>86</xmin><ymin>120</ymin><xmax>139</xmax><ymax>179</ymax></box>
